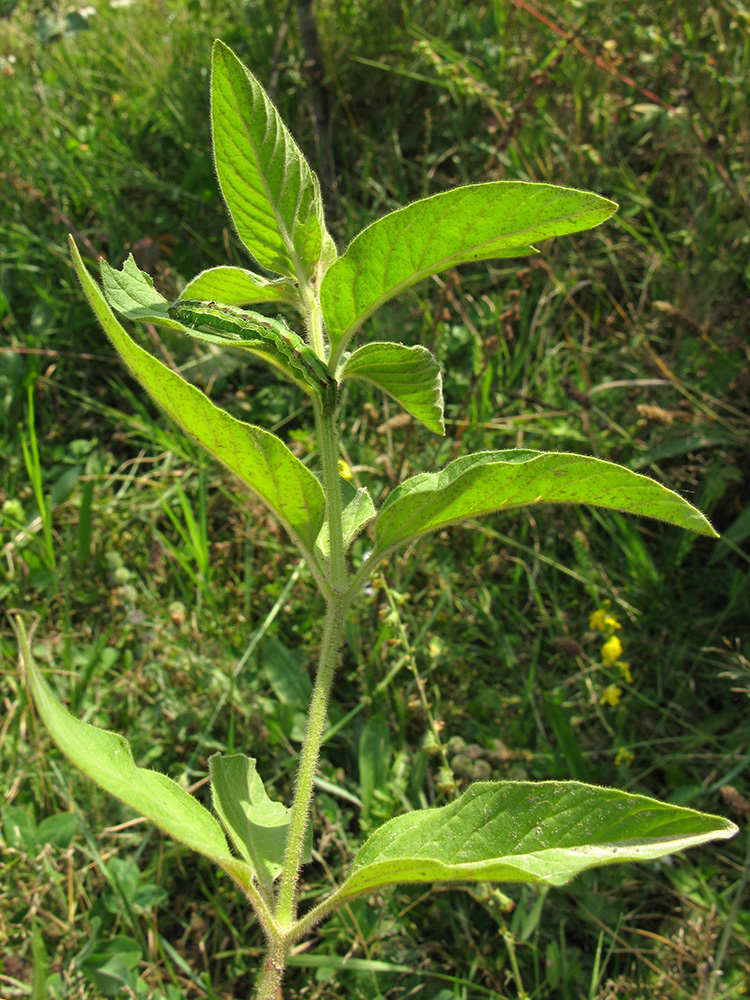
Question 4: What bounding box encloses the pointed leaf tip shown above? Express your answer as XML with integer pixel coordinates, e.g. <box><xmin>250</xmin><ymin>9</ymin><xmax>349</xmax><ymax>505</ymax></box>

<box><xmin>335</xmin><ymin>780</ymin><xmax>737</xmax><ymax>901</ymax></box>
<box><xmin>16</xmin><ymin>618</ymin><xmax>251</xmax><ymax>880</ymax></box>
<box><xmin>211</xmin><ymin>40</ymin><xmax>336</xmax><ymax>282</ymax></box>
<box><xmin>321</xmin><ymin>182</ymin><xmax>618</xmax><ymax>352</ymax></box>
<box><xmin>374</xmin><ymin>450</ymin><xmax>717</xmax><ymax>555</ymax></box>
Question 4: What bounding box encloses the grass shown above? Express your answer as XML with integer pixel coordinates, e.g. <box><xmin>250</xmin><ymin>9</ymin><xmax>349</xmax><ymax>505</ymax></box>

<box><xmin>1</xmin><ymin>0</ymin><xmax>749</xmax><ymax>997</ymax></box>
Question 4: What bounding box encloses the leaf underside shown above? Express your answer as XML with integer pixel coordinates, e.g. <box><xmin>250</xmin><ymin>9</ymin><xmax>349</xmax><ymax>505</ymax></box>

<box><xmin>210</xmin><ymin>754</ymin><xmax>293</xmax><ymax>890</ymax></box>
<box><xmin>339</xmin><ymin>342</ymin><xmax>445</xmax><ymax>435</ymax></box>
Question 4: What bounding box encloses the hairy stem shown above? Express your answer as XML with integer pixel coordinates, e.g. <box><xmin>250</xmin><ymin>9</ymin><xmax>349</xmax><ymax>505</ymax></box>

<box><xmin>254</xmin><ymin>935</ymin><xmax>289</xmax><ymax>1000</ymax></box>
<box><xmin>275</xmin><ymin>597</ymin><xmax>347</xmax><ymax>927</ymax></box>
<box><xmin>255</xmin><ymin>401</ymin><xmax>351</xmax><ymax>995</ymax></box>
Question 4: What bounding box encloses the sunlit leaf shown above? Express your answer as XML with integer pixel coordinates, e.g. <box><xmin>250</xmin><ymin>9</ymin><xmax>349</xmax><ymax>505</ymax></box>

<box><xmin>321</xmin><ymin>182</ymin><xmax>617</xmax><ymax>354</ymax></box>
<box><xmin>210</xmin><ymin>754</ymin><xmax>293</xmax><ymax>892</ymax></box>
<box><xmin>335</xmin><ymin>781</ymin><xmax>737</xmax><ymax>900</ymax></box>
<box><xmin>181</xmin><ymin>266</ymin><xmax>297</xmax><ymax>307</ymax></box>
<box><xmin>316</xmin><ymin>486</ymin><xmax>376</xmax><ymax>558</ymax></box>
<box><xmin>211</xmin><ymin>41</ymin><xmax>336</xmax><ymax>282</ymax></box>
<box><xmin>71</xmin><ymin>237</ymin><xmax>326</xmax><ymax>556</ymax></box>
<box><xmin>17</xmin><ymin>620</ymin><xmax>252</xmax><ymax>887</ymax></box>
<box><xmin>100</xmin><ymin>254</ymin><xmax>178</xmax><ymax>326</ymax></box>
<box><xmin>339</xmin><ymin>342</ymin><xmax>444</xmax><ymax>435</ymax></box>
<box><xmin>374</xmin><ymin>449</ymin><xmax>717</xmax><ymax>556</ymax></box>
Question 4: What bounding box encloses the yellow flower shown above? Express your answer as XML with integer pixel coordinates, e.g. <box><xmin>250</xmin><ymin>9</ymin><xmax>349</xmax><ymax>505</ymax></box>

<box><xmin>338</xmin><ymin>459</ymin><xmax>353</xmax><ymax>481</ymax></box>
<box><xmin>615</xmin><ymin>746</ymin><xmax>634</xmax><ymax>766</ymax></box>
<box><xmin>589</xmin><ymin>608</ymin><xmax>621</xmax><ymax>633</ymax></box>
<box><xmin>589</xmin><ymin>608</ymin><xmax>608</xmax><ymax>631</ymax></box>
<box><xmin>601</xmin><ymin>635</ymin><xmax>623</xmax><ymax>664</ymax></box>
<box><xmin>600</xmin><ymin>684</ymin><xmax>622</xmax><ymax>707</ymax></box>
<box><xmin>617</xmin><ymin>661</ymin><xmax>632</xmax><ymax>683</ymax></box>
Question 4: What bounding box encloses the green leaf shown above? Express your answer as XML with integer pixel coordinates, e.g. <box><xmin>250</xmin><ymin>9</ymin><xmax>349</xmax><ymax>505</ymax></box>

<box><xmin>544</xmin><ymin>695</ymin><xmax>588</xmax><ymax>781</ymax></box>
<box><xmin>36</xmin><ymin>812</ymin><xmax>79</xmax><ymax>849</ymax></box>
<box><xmin>261</xmin><ymin>638</ymin><xmax>314</xmax><ymax>743</ymax></box>
<box><xmin>261</xmin><ymin>636</ymin><xmax>312</xmax><ymax>709</ymax></box>
<box><xmin>316</xmin><ymin>486</ymin><xmax>376</xmax><ymax>558</ymax></box>
<box><xmin>181</xmin><ymin>266</ymin><xmax>297</xmax><ymax>307</ymax></box>
<box><xmin>101</xmin><ymin>256</ymin><xmax>296</xmax><ymax>325</ymax></box>
<box><xmin>71</xmin><ymin>237</ymin><xmax>326</xmax><ymax>556</ymax></box>
<box><xmin>374</xmin><ymin>450</ymin><xmax>718</xmax><ymax>556</ymax></box>
<box><xmin>16</xmin><ymin>620</ymin><xmax>252</xmax><ymax>885</ymax></box>
<box><xmin>210</xmin><ymin>754</ymin><xmax>295</xmax><ymax>891</ymax></box>
<box><xmin>2</xmin><ymin>805</ymin><xmax>37</xmax><ymax>852</ymax></box>
<box><xmin>211</xmin><ymin>40</ymin><xmax>336</xmax><ymax>283</ymax></box>
<box><xmin>358</xmin><ymin>715</ymin><xmax>391</xmax><ymax>820</ymax></box>
<box><xmin>339</xmin><ymin>342</ymin><xmax>444</xmax><ymax>435</ymax></box>
<box><xmin>320</xmin><ymin>182</ymin><xmax>618</xmax><ymax>353</ymax></box>
<box><xmin>336</xmin><ymin>781</ymin><xmax>737</xmax><ymax>900</ymax></box>
<box><xmin>100</xmin><ymin>255</ymin><xmax>179</xmax><ymax>326</ymax></box>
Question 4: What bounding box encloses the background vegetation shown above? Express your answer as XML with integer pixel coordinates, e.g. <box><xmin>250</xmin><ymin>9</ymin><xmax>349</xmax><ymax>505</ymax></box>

<box><xmin>1</xmin><ymin>1</ymin><xmax>749</xmax><ymax>997</ymax></box>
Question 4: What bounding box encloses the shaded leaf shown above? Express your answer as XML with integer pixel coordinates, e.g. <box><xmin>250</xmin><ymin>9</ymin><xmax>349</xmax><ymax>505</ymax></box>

<box><xmin>374</xmin><ymin>450</ymin><xmax>717</xmax><ymax>556</ymax></box>
<box><xmin>71</xmin><ymin>237</ymin><xmax>326</xmax><ymax>556</ymax></box>
<box><xmin>36</xmin><ymin>813</ymin><xmax>79</xmax><ymax>849</ymax></box>
<box><xmin>359</xmin><ymin>715</ymin><xmax>391</xmax><ymax>820</ymax></box>
<box><xmin>317</xmin><ymin>486</ymin><xmax>376</xmax><ymax>558</ymax></box>
<box><xmin>261</xmin><ymin>637</ymin><xmax>312</xmax><ymax>709</ymax></box>
<box><xmin>337</xmin><ymin>781</ymin><xmax>737</xmax><ymax>900</ymax></box>
<box><xmin>210</xmin><ymin>754</ymin><xmax>294</xmax><ymax>891</ymax></box>
<box><xmin>211</xmin><ymin>41</ymin><xmax>336</xmax><ymax>282</ymax></box>
<box><xmin>321</xmin><ymin>182</ymin><xmax>617</xmax><ymax>353</ymax></box>
<box><xmin>339</xmin><ymin>342</ymin><xmax>444</xmax><ymax>435</ymax></box>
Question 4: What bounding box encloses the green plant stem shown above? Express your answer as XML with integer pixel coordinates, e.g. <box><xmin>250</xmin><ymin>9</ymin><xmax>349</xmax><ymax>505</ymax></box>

<box><xmin>497</xmin><ymin>914</ymin><xmax>528</xmax><ymax>999</ymax></box>
<box><xmin>253</xmin><ymin>596</ymin><xmax>348</xmax><ymax>996</ymax></box>
<box><xmin>261</xmin><ymin>400</ymin><xmax>352</xmax><ymax>997</ymax></box>
<box><xmin>254</xmin><ymin>935</ymin><xmax>289</xmax><ymax>1000</ymax></box>
<box><xmin>316</xmin><ymin>399</ymin><xmax>347</xmax><ymax>595</ymax></box>
<box><xmin>275</xmin><ymin>597</ymin><xmax>347</xmax><ymax>927</ymax></box>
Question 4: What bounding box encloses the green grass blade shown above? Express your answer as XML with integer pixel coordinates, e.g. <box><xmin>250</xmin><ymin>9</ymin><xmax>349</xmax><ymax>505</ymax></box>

<box><xmin>320</xmin><ymin>182</ymin><xmax>617</xmax><ymax>354</ymax></box>
<box><xmin>337</xmin><ymin>781</ymin><xmax>737</xmax><ymax>899</ymax></box>
<box><xmin>358</xmin><ymin>715</ymin><xmax>392</xmax><ymax>820</ymax></box>
<box><xmin>76</xmin><ymin>478</ymin><xmax>94</xmax><ymax>570</ymax></box>
<box><xmin>211</xmin><ymin>40</ymin><xmax>336</xmax><ymax>283</ymax></box>
<box><xmin>374</xmin><ymin>449</ymin><xmax>718</xmax><ymax>556</ymax></box>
